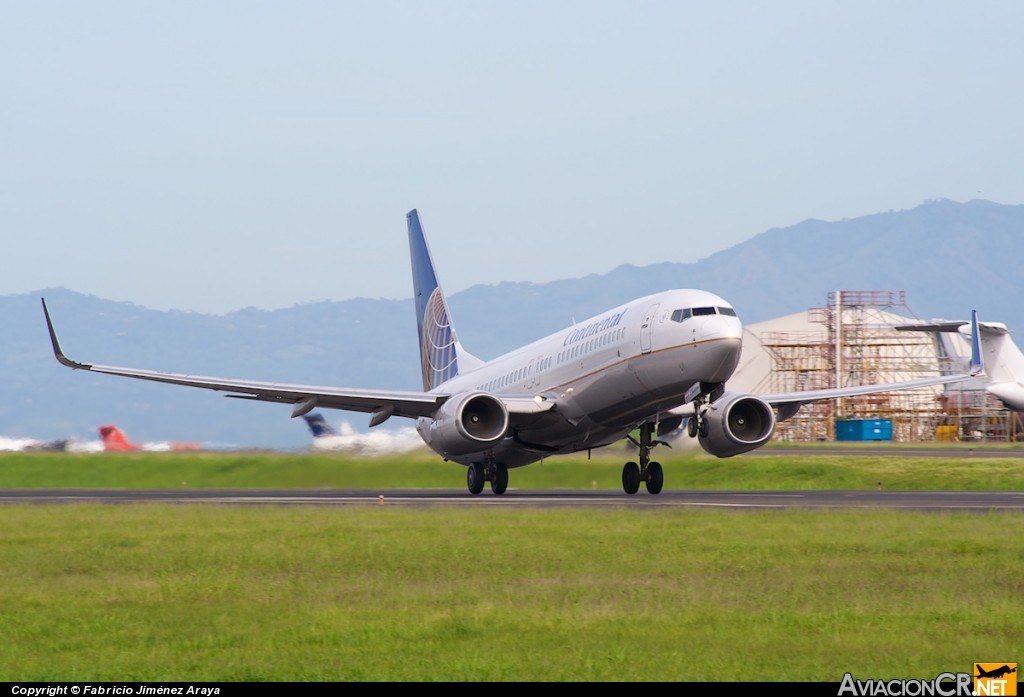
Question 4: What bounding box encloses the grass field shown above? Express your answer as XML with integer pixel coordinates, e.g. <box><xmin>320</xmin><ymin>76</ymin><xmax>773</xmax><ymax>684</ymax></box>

<box><xmin>0</xmin><ymin>447</ymin><xmax>1022</xmax><ymax>682</ymax></box>
<box><xmin>1</xmin><ymin>443</ymin><xmax>1023</xmax><ymax>490</ymax></box>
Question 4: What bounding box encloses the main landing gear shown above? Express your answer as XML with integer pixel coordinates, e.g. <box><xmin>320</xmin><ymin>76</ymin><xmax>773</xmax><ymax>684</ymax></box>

<box><xmin>622</xmin><ymin>422</ymin><xmax>667</xmax><ymax>495</ymax></box>
<box><xmin>466</xmin><ymin>455</ymin><xmax>509</xmax><ymax>495</ymax></box>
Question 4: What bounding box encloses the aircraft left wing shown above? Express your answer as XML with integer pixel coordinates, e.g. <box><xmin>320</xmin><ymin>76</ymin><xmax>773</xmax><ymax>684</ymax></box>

<box><xmin>43</xmin><ymin>298</ymin><xmax>445</xmax><ymax>422</ymax></box>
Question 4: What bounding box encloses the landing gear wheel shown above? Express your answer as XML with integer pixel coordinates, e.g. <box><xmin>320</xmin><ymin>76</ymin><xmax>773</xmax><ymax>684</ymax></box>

<box><xmin>622</xmin><ymin>461</ymin><xmax>641</xmax><ymax>495</ymax></box>
<box><xmin>467</xmin><ymin>462</ymin><xmax>485</xmax><ymax>495</ymax></box>
<box><xmin>490</xmin><ymin>463</ymin><xmax>508</xmax><ymax>495</ymax></box>
<box><xmin>626</xmin><ymin>422</ymin><xmax>674</xmax><ymax>494</ymax></box>
<box><xmin>687</xmin><ymin>417</ymin><xmax>698</xmax><ymax>438</ymax></box>
<box><xmin>645</xmin><ymin>461</ymin><xmax>664</xmax><ymax>495</ymax></box>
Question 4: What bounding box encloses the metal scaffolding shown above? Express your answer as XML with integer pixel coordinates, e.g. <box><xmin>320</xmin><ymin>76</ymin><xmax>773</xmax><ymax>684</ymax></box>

<box><xmin>759</xmin><ymin>290</ymin><xmax>971</xmax><ymax>442</ymax></box>
<box><xmin>939</xmin><ymin>382</ymin><xmax>1023</xmax><ymax>443</ymax></box>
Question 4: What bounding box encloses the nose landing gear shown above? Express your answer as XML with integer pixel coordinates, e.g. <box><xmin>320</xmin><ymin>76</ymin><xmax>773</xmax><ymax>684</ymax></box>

<box><xmin>686</xmin><ymin>381</ymin><xmax>723</xmax><ymax>439</ymax></box>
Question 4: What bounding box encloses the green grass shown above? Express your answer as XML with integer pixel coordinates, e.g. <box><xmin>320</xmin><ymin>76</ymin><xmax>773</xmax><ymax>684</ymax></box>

<box><xmin>1</xmin><ymin>448</ymin><xmax>1022</xmax><ymax>682</ymax></box>
<box><xmin>2</xmin><ymin>446</ymin><xmax>1023</xmax><ymax>490</ymax></box>
<box><xmin>0</xmin><ymin>504</ymin><xmax>1021</xmax><ymax>681</ymax></box>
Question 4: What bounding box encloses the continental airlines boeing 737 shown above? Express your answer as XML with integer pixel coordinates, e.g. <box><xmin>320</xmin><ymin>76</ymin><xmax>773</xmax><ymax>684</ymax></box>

<box><xmin>42</xmin><ymin>209</ymin><xmax>984</xmax><ymax>496</ymax></box>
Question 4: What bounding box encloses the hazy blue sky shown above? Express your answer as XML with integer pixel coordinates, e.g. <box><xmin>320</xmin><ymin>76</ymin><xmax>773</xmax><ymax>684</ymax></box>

<box><xmin>4</xmin><ymin>2</ymin><xmax>1022</xmax><ymax>314</ymax></box>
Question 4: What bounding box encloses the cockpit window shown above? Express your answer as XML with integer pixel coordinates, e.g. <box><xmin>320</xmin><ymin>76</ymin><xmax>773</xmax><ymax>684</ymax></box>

<box><xmin>670</xmin><ymin>306</ymin><xmax>737</xmax><ymax>322</ymax></box>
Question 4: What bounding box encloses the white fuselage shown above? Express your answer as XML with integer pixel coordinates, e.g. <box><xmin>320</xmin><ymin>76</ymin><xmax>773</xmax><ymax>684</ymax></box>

<box><xmin>416</xmin><ymin>288</ymin><xmax>743</xmax><ymax>467</ymax></box>
<box><xmin>977</xmin><ymin>325</ymin><xmax>1024</xmax><ymax>411</ymax></box>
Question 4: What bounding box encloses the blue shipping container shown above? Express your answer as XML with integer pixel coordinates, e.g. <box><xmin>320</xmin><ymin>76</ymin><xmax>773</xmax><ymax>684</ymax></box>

<box><xmin>835</xmin><ymin>419</ymin><xmax>893</xmax><ymax>441</ymax></box>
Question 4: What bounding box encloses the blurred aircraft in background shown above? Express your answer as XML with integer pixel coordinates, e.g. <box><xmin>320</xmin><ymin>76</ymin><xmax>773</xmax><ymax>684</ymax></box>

<box><xmin>0</xmin><ymin>435</ymin><xmax>101</xmax><ymax>453</ymax></box>
<box><xmin>98</xmin><ymin>424</ymin><xmax>202</xmax><ymax>452</ymax></box>
<box><xmin>302</xmin><ymin>413</ymin><xmax>338</xmax><ymax>439</ymax></box>
<box><xmin>301</xmin><ymin>412</ymin><xmax>422</xmax><ymax>455</ymax></box>
<box><xmin>0</xmin><ymin>436</ymin><xmax>63</xmax><ymax>452</ymax></box>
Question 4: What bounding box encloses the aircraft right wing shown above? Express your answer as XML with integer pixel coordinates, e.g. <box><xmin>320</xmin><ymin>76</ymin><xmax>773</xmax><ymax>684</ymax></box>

<box><xmin>757</xmin><ymin>309</ymin><xmax>985</xmax><ymax>418</ymax></box>
<box><xmin>756</xmin><ymin>371</ymin><xmax>982</xmax><ymax>420</ymax></box>
<box><xmin>667</xmin><ymin>310</ymin><xmax>985</xmax><ymax>421</ymax></box>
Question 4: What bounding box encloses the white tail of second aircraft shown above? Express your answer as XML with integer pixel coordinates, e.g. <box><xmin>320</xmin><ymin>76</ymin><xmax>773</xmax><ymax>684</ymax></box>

<box><xmin>897</xmin><ymin>316</ymin><xmax>1024</xmax><ymax>411</ymax></box>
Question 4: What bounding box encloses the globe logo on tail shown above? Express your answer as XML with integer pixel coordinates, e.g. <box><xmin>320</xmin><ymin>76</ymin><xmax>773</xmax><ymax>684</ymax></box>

<box><xmin>421</xmin><ymin>288</ymin><xmax>458</xmax><ymax>390</ymax></box>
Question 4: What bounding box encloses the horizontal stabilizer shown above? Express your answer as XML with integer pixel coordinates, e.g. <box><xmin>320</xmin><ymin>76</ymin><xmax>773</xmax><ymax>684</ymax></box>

<box><xmin>896</xmin><ymin>318</ymin><xmax>1010</xmax><ymax>336</ymax></box>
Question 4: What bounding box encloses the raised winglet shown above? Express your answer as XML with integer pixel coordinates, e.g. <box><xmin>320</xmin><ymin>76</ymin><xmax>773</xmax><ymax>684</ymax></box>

<box><xmin>969</xmin><ymin>309</ymin><xmax>984</xmax><ymax>376</ymax></box>
<box><xmin>41</xmin><ymin>298</ymin><xmax>92</xmax><ymax>370</ymax></box>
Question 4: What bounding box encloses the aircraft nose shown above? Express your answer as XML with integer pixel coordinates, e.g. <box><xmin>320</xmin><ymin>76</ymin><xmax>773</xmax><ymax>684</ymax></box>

<box><xmin>697</xmin><ymin>314</ymin><xmax>743</xmax><ymax>342</ymax></box>
<box><xmin>694</xmin><ymin>316</ymin><xmax>743</xmax><ymax>382</ymax></box>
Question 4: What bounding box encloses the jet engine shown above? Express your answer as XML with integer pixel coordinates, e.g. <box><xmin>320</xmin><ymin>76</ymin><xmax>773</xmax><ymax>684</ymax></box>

<box><xmin>697</xmin><ymin>392</ymin><xmax>776</xmax><ymax>458</ymax></box>
<box><xmin>421</xmin><ymin>392</ymin><xmax>509</xmax><ymax>456</ymax></box>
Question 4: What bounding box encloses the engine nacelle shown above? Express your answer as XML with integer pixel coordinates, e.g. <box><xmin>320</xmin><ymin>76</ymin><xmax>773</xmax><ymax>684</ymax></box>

<box><xmin>421</xmin><ymin>391</ymin><xmax>509</xmax><ymax>456</ymax></box>
<box><xmin>697</xmin><ymin>392</ymin><xmax>776</xmax><ymax>458</ymax></box>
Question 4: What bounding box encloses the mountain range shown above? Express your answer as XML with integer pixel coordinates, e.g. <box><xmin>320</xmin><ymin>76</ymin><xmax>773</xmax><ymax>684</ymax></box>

<box><xmin>4</xmin><ymin>198</ymin><xmax>1022</xmax><ymax>450</ymax></box>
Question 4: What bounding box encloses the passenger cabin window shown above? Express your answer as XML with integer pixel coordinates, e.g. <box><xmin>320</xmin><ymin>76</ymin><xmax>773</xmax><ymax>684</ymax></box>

<box><xmin>670</xmin><ymin>306</ymin><xmax>737</xmax><ymax>322</ymax></box>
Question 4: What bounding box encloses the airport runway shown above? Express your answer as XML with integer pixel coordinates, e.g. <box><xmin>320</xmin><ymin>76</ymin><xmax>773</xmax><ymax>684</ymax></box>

<box><xmin>1</xmin><ymin>488</ymin><xmax>1022</xmax><ymax>511</ymax></box>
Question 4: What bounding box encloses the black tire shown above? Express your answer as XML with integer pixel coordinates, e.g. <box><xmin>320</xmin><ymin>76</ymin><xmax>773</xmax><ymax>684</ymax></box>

<box><xmin>467</xmin><ymin>462</ymin><xmax>485</xmax><ymax>495</ymax></box>
<box><xmin>622</xmin><ymin>461</ymin><xmax>641</xmax><ymax>495</ymax></box>
<box><xmin>687</xmin><ymin>417</ymin><xmax>698</xmax><ymax>438</ymax></box>
<box><xmin>491</xmin><ymin>462</ymin><xmax>508</xmax><ymax>495</ymax></box>
<box><xmin>646</xmin><ymin>461</ymin><xmax>664</xmax><ymax>495</ymax></box>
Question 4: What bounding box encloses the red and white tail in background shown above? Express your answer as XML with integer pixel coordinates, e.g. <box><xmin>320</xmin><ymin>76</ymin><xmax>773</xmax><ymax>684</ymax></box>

<box><xmin>98</xmin><ymin>425</ymin><xmax>142</xmax><ymax>451</ymax></box>
<box><xmin>98</xmin><ymin>425</ymin><xmax>200</xmax><ymax>452</ymax></box>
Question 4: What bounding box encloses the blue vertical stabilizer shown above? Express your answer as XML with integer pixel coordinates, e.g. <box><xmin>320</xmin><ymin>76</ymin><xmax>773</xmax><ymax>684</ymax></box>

<box><xmin>407</xmin><ymin>209</ymin><xmax>476</xmax><ymax>390</ymax></box>
<box><xmin>302</xmin><ymin>413</ymin><xmax>337</xmax><ymax>438</ymax></box>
